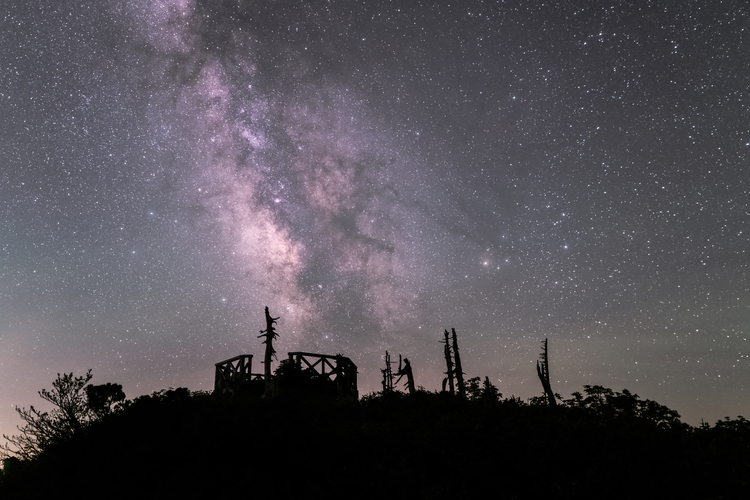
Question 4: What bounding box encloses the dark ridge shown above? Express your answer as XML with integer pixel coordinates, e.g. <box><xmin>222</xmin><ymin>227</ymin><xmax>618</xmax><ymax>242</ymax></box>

<box><xmin>1</xmin><ymin>388</ymin><xmax>748</xmax><ymax>499</ymax></box>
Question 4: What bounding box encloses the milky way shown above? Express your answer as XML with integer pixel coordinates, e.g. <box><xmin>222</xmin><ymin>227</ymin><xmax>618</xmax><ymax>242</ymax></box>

<box><xmin>1</xmin><ymin>0</ymin><xmax>748</xmax><ymax>440</ymax></box>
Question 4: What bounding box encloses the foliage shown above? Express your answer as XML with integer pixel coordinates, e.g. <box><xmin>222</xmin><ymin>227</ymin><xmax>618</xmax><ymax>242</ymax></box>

<box><xmin>0</xmin><ymin>370</ymin><xmax>124</xmax><ymax>461</ymax></box>
<box><xmin>529</xmin><ymin>392</ymin><xmax>562</xmax><ymax>405</ymax></box>
<box><xmin>466</xmin><ymin>376</ymin><xmax>501</xmax><ymax>402</ymax></box>
<box><xmin>712</xmin><ymin>414</ymin><xmax>750</xmax><ymax>432</ymax></box>
<box><xmin>273</xmin><ymin>359</ymin><xmax>337</xmax><ymax>400</ymax></box>
<box><xmin>481</xmin><ymin>376</ymin><xmax>501</xmax><ymax>402</ymax></box>
<box><xmin>466</xmin><ymin>376</ymin><xmax>482</xmax><ymax>400</ymax></box>
<box><xmin>85</xmin><ymin>383</ymin><xmax>126</xmax><ymax>419</ymax></box>
<box><xmin>563</xmin><ymin>385</ymin><xmax>685</xmax><ymax>430</ymax></box>
<box><xmin>2</xmin><ymin>381</ymin><xmax>749</xmax><ymax>499</ymax></box>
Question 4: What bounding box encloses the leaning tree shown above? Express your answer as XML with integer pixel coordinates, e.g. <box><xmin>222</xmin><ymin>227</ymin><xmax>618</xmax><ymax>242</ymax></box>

<box><xmin>536</xmin><ymin>338</ymin><xmax>556</xmax><ymax>406</ymax></box>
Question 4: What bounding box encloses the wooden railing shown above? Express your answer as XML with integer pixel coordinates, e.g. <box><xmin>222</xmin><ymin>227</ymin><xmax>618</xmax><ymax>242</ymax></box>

<box><xmin>214</xmin><ymin>351</ymin><xmax>358</xmax><ymax>399</ymax></box>
<box><xmin>287</xmin><ymin>352</ymin><xmax>358</xmax><ymax>399</ymax></box>
<box><xmin>214</xmin><ymin>354</ymin><xmax>264</xmax><ymax>394</ymax></box>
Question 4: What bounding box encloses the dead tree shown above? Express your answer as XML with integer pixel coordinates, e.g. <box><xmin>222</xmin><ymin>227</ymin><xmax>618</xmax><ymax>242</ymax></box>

<box><xmin>536</xmin><ymin>338</ymin><xmax>556</xmax><ymax>406</ymax></box>
<box><xmin>381</xmin><ymin>351</ymin><xmax>394</xmax><ymax>393</ymax></box>
<box><xmin>394</xmin><ymin>354</ymin><xmax>415</xmax><ymax>395</ymax></box>
<box><xmin>441</xmin><ymin>330</ymin><xmax>455</xmax><ymax>395</ymax></box>
<box><xmin>258</xmin><ymin>306</ymin><xmax>280</xmax><ymax>398</ymax></box>
<box><xmin>451</xmin><ymin>328</ymin><xmax>466</xmax><ymax>399</ymax></box>
<box><xmin>482</xmin><ymin>376</ymin><xmax>500</xmax><ymax>402</ymax></box>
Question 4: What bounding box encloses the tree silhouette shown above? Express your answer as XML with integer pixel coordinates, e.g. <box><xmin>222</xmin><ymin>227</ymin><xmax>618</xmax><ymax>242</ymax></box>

<box><xmin>482</xmin><ymin>376</ymin><xmax>501</xmax><ymax>402</ymax></box>
<box><xmin>258</xmin><ymin>306</ymin><xmax>280</xmax><ymax>398</ymax></box>
<box><xmin>0</xmin><ymin>370</ymin><xmax>123</xmax><ymax>460</ymax></box>
<box><xmin>466</xmin><ymin>377</ymin><xmax>482</xmax><ymax>399</ymax></box>
<box><xmin>394</xmin><ymin>355</ymin><xmax>415</xmax><ymax>395</ymax></box>
<box><xmin>451</xmin><ymin>328</ymin><xmax>466</xmax><ymax>399</ymax></box>
<box><xmin>381</xmin><ymin>351</ymin><xmax>394</xmax><ymax>393</ymax></box>
<box><xmin>3</xmin><ymin>381</ymin><xmax>749</xmax><ymax>498</ymax></box>
<box><xmin>466</xmin><ymin>376</ymin><xmax>501</xmax><ymax>402</ymax></box>
<box><xmin>85</xmin><ymin>383</ymin><xmax>126</xmax><ymax>419</ymax></box>
<box><xmin>536</xmin><ymin>338</ymin><xmax>556</xmax><ymax>406</ymax></box>
<box><xmin>563</xmin><ymin>385</ymin><xmax>685</xmax><ymax>430</ymax></box>
<box><xmin>441</xmin><ymin>330</ymin><xmax>455</xmax><ymax>395</ymax></box>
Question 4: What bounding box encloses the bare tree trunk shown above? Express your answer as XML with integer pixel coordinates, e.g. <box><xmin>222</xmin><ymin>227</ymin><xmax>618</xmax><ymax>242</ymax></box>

<box><xmin>442</xmin><ymin>330</ymin><xmax>455</xmax><ymax>395</ymax></box>
<box><xmin>451</xmin><ymin>328</ymin><xmax>466</xmax><ymax>399</ymax></box>
<box><xmin>258</xmin><ymin>306</ymin><xmax>279</xmax><ymax>398</ymax></box>
<box><xmin>381</xmin><ymin>351</ymin><xmax>394</xmax><ymax>393</ymax></box>
<box><xmin>395</xmin><ymin>355</ymin><xmax>415</xmax><ymax>395</ymax></box>
<box><xmin>536</xmin><ymin>338</ymin><xmax>556</xmax><ymax>406</ymax></box>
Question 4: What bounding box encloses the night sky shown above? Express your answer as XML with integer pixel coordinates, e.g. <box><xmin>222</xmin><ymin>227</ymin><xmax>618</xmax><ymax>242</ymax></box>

<box><xmin>1</xmin><ymin>0</ymin><xmax>748</xmax><ymax>441</ymax></box>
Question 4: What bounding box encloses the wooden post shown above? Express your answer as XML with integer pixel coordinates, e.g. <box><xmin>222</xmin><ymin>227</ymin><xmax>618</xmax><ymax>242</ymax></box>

<box><xmin>536</xmin><ymin>338</ymin><xmax>556</xmax><ymax>406</ymax></box>
<box><xmin>258</xmin><ymin>306</ymin><xmax>280</xmax><ymax>398</ymax></box>
<box><xmin>451</xmin><ymin>328</ymin><xmax>466</xmax><ymax>399</ymax></box>
<box><xmin>335</xmin><ymin>354</ymin><xmax>345</xmax><ymax>399</ymax></box>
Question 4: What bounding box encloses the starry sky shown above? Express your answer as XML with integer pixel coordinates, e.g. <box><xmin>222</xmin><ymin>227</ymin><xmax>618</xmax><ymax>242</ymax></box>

<box><xmin>1</xmin><ymin>0</ymin><xmax>748</xmax><ymax>440</ymax></box>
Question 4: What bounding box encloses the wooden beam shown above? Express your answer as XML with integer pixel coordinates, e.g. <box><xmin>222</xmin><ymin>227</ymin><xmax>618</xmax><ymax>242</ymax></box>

<box><xmin>287</xmin><ymin>351</ymin><xmax>343</xmax><ymax>361</ymax></box>
<box><xmin>287</xmin><ymin>352</ymin><xmax>357</xmax><ymax>369</ymax></box>
<box><xmin>215</xmin><ymin>354</ymin><xmax>253</xmax><ymax>366</ymax></box>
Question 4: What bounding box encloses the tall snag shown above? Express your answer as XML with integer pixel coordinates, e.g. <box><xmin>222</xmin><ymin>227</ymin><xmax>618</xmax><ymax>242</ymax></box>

<box><xmin>536</xmin><ymin>338</ymin><xmax>556</xmax><ymax>406</ymax></box>
<box><xmin>258</xmin><ymin>306</ymin><xmax>280</xmax><ymax>398</ymax></box>
<box><xmin>395</xmin><ymin>354</ymin><xmax>415</xmax><ymax>395</ymax></box>
<box><xmin>441</xmin><ymin>330</ymin><xmax>455</xmax><ymax>395</ymax></box>
<box><xmin>381</xmin><ymin>351</ymin><xmax>394</xmax><ymax>393</ymax></box>
<box><xmin>451</xmin><ymin>328</ymin><xmax>466</xmax><ymax>399</ymax></box>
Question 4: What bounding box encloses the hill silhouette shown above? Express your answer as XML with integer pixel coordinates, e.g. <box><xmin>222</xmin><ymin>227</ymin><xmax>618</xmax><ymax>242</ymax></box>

<box><xmin>1</xmin><ymin>386</ymin><xmax>748</xmax><ymax>499</ymax></box>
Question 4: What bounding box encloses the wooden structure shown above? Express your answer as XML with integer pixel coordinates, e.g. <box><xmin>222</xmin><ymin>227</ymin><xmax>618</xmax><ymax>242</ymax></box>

<box><xmin>287</xmin><ymin>352</ymin><xmax>359</xmax><ymax>399</ymax></box>
<box><xmin>214</xmin><ymin>354</ymin><xmax>264</xmax><ymax>395</ymax></box>
<box><xmin>214</xmin><ymin>308</ymin><xmax>358</xmax><ymax>399</ymax></box>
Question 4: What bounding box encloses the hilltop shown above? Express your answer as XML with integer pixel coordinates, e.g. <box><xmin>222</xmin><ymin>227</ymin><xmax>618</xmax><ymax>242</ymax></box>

<box><xmin>1</xmin><ymin>386</ymin><xmax>748</xmax><ymax>499</ymax></box>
